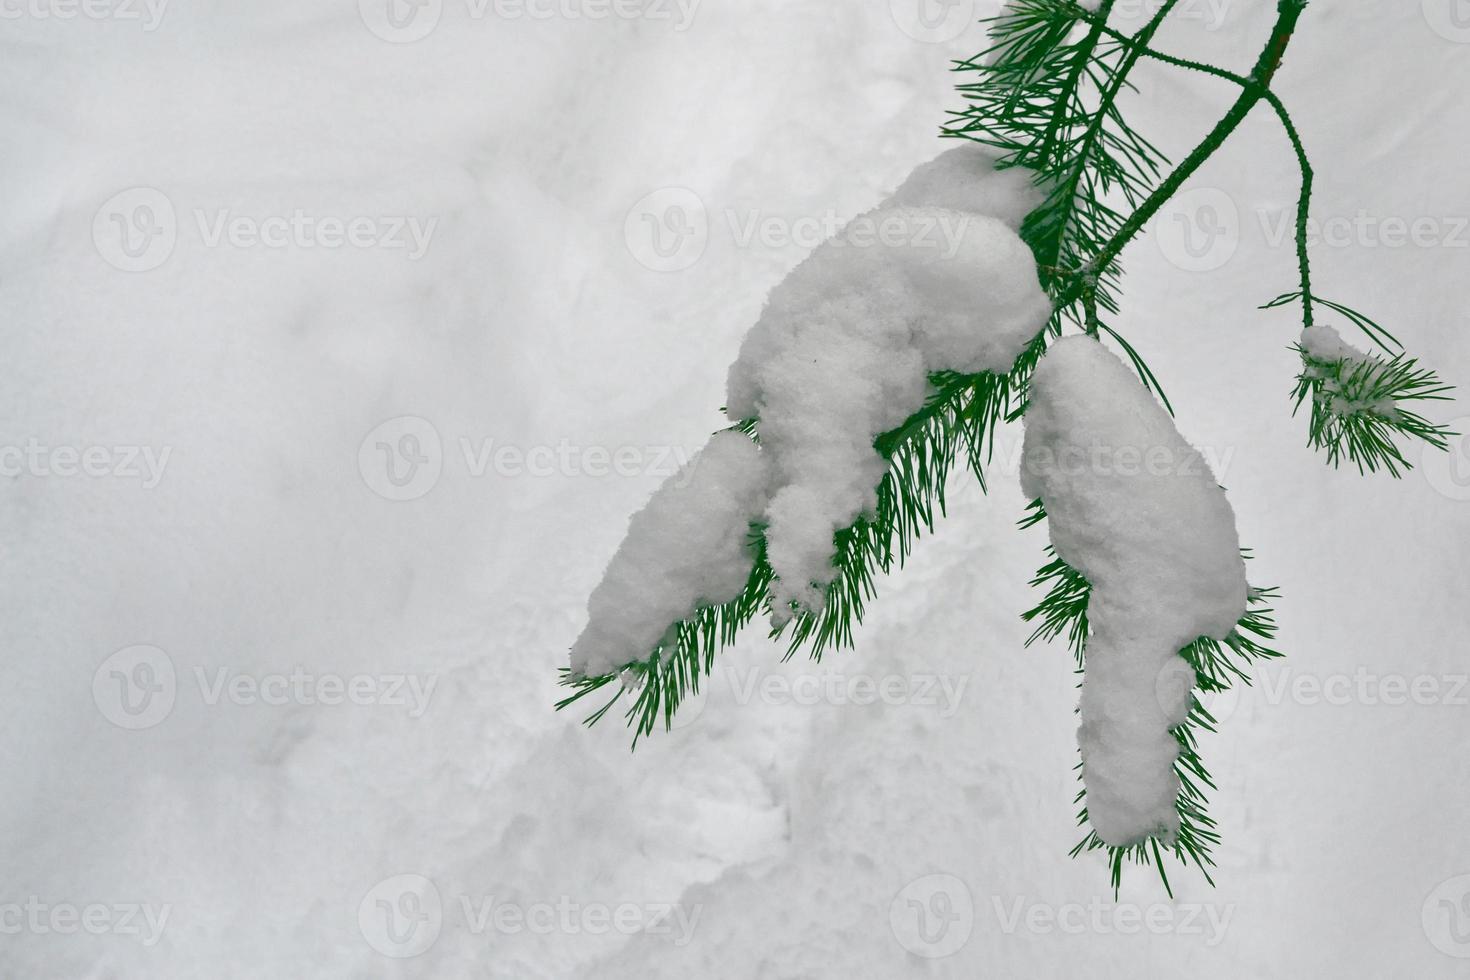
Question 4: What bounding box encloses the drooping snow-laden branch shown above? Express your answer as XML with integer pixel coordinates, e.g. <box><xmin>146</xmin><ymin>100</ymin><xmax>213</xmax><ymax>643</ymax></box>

<box><xmin>1021</xmin><ymin>337</ymin><xmax>1248</xmax><ymax>849</ymax></box>
<box><xmin>561</xmin><ymin>0</ymin><xmax>1454</xmax><ymax>894</ymax></box>
<box><xmin>567</xmin><ymin>146</ymin><xmax>1052</xmax><ymax>688</ymax></box>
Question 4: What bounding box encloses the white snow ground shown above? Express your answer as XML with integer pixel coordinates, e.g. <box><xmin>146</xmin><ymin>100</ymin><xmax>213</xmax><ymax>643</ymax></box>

<box><xmin>2</xmin><ymin>1</ymin><xmax>1468</xmax><ymax>977</ymax></box>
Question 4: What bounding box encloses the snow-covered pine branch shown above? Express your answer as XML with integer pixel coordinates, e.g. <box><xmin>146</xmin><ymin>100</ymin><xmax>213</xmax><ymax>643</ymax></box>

<box><xmin>570</xmin><ymin>431</ymin><xmax>771</xmax><ymax>680</ymax></box>
<box><xmin>727</xmin><ymin>146</ymin><xmax>1050</xmax><ymax>620</ymax></box>
<box><xmin>570</xmin><ymin>146</ymin><xmax>1050</xmax><ymax>679</ymax></box>
<box><xmin>567</xmin><ymin>0</ymin><xmax>1454</xmax><ymax>895</ymax></box>
<box><xmin>1020</xmin><ymin>336</ymin><xmax>1248</xmax><ymax>846</ymax></box>
<box><xmin>1292</xmin><ymin>322</ymin><xmax>1454</xmax><ymax>476</ymax></box>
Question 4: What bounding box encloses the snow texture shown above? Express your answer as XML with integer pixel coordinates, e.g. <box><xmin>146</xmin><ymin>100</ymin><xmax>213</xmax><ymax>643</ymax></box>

<box><xmin>885</xmin><ymin>143</ymin><xmax>1042</xmax><ymax>231</ymax></box>
<box><xmin>9</xmin><ymin>4</ymin><xmax>1469</xmax><ymax>977</ymax></box>
<box><xmin>726</xmin><ymin>150</ymin><xmax>1050</xmax><ymax>617</ymax></box>
<box><xmin>1298</xmin><ymin>324</ymin><xmax>1399</xmax><ymax>416</ymax></box>
<box><xmin>570</xmin><ymin>431</ymin><xmax>771</xmax><ymax>678</ymax></box>
<box><xmin>1300</xmin><ymin>323</ymin><xmax>1373</xmax><ymax>365</ymax></box>
<box><xmin>1021</xmin><ymin>336</ymin><xmax>1248</xmax><ymax>846</ymax></box>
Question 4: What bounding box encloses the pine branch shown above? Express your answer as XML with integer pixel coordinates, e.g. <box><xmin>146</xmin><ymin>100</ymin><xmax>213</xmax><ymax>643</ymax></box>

<box><xmin>564</xmin><ymin>0</ymin><xmax>1452</xmax><ymax>901</ymax></box>
<box><xmin>558</xmin><ymin>366</ymin><xmax>1027</xmax><ymax>744</ymax></box>
<box><xmin>561</xmin><ymin>0</ymin><xmax>1328</xmax><ymax>757</ymax></box>
<box><xmin>1021</xmin><ymin>524</ymin><xmax>1284</xmax><ymax>896</ymax></box>
<box><xmin>1257</xmin><ymin>293</ymin><xmax>1455</xmax><ymax>475</ymax></box>
<box><xmin>1074</xmin><ymin>9</ymin><xmax>1318</xmax><ymax>328</ymax></box>
<box><xmin>1291</xmin><ymin>342</ymin><xmax>1455</xmax><ymax>477</ymax></box>
<box><xmin>1060</xmin><ymin>0</ymin><xmax>1311</xmax><ymax>306</ymax></box>
<box><xmin>947</xmin><ymin>0</ymin><xmax>1181</xmax><ymax>406</ymax></box>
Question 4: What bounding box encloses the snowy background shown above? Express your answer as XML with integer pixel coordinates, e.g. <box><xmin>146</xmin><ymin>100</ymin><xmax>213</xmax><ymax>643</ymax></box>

<box><xmin>3</xmin><ymin>0</ymin><xmax>1469</xmax><ymax>976</ymax></box>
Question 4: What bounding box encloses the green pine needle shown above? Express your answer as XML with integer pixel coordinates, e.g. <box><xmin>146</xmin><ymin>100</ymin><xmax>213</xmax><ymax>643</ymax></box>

<box><xmin>558</xmin><ymin>364</ymin><xmax>1028</xmax><ymax>745</ymax></box>
<box><xmin>1292</xmin><ymin>350</ymin><xmax>1454</xmax><ymax>477</ymax></box>
<box><xmin>947</xmin><ymin>0</ymin><xmax>1176</xmax><ymax>405</ymax></box>
<box><xmin>1021</xmin><ymin>530</ymin><xmax>1283</xmax><ymax>896</ymax></box>
<box><xmin>1261</xmin><ymin>292</ymin><xmax>1455</xmax><ymax>476</ymax></box>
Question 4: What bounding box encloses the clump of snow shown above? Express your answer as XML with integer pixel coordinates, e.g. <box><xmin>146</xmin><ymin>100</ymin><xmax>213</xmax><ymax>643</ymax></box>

<box><xmin>1298</xmin><ymin>324</ymin><xmax>1400</xmax><ymax>417</ymax></box>
<box><xmin>570</xmin><ymin>431</ymin><xmax>772</xmax><ymax>678</ymax></box>
<box><xmin>726</xmin><ymin>155</ymin><xmax>1050</xmax><ymax>617</ymax></box>
<box><xmin>885</xmin><ymin>143</ymin><xmax>1042</xmax><ymax>231</ymax></box>
<box><xmin>1300</xmin><ymin>323</ymin><xmax>1373</xmax><ymax>365</ymax></box>
<box><xmin>1021</xmin><ymin>336</ymin><xmax>1248</xmax><ymax>847</ymax></box>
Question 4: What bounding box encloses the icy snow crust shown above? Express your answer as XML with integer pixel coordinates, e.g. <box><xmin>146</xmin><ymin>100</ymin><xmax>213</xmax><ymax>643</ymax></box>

<box><xmin>572</xmin><ymin>146</ymin><xmax>1048</xmax><ymax>674</ymax></box>
<box><xmin>1021</xmin><ymin>336</ymin><xmax>1248</xmax><ymax>846</ymax></box>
